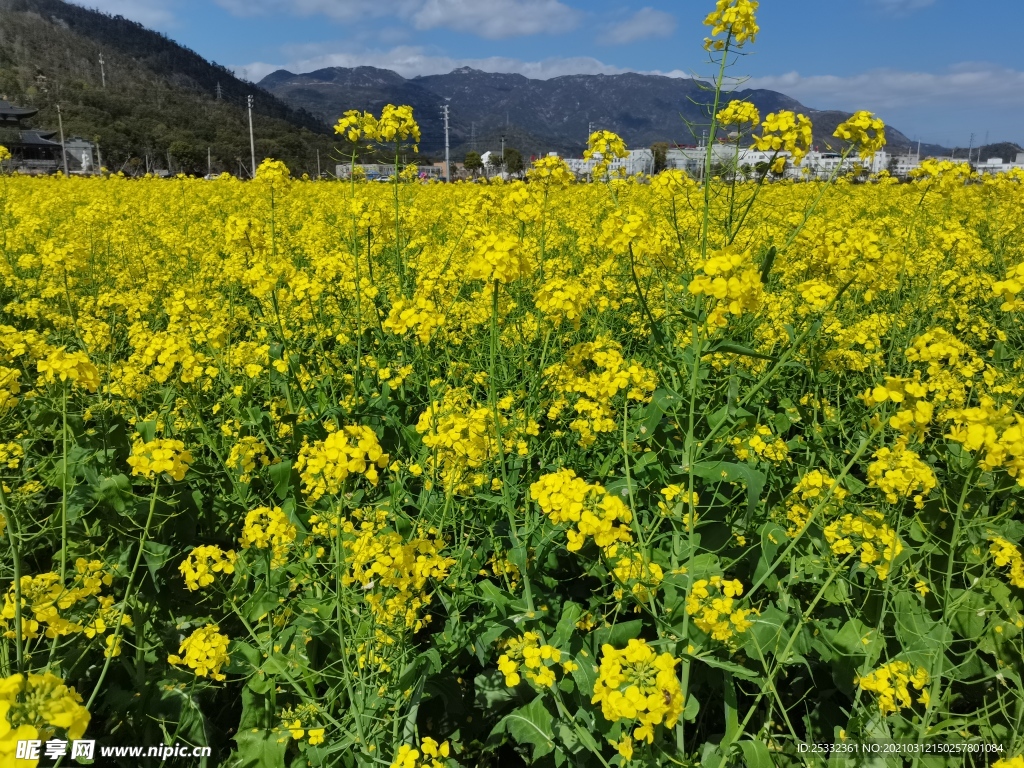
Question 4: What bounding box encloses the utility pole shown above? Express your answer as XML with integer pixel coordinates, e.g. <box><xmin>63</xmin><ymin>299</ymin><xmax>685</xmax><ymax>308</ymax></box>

<box><xmin>316</xmin><ymin>148</ymin><xmax>321</xmax><ymax>179</ymax></box>
<box><xmin>99</xmin><ymin>54</ymin><xmax>106</xmax><ymax>88</ymax></box>
<box><xmin>56</xmin><ymin>104</ymin><xmax>69</xmax><ymax>175</ymax></box>
<box><xmin>442</xmin><ymin>100</ymin><xmax>451</xmax><ymax>183</ymax></box>
<box><xmin>500</xmin><ymin>134</ymin><xmax>505</xmax><ymax>171</ymax></box>
<box><xmin>247</xmin><ymin>95</ymin><xmax>256</xmax><ymax>178</ymax></box>
<box><xmin>470</xmin><ymin>121</ymin><xmax>476</xmax><ymax>153</ymax></box>
<box><xmin>95</xmin><ymin>141</ymin><xmax>103</xmax><ymax>171</ymax></box>
<box><xmin>967</xmin><ymin>132</ymin><xmax>974</xmax><ymax>164</ymax></box>
<box><xmin>208</xmin><ymin>146</ymin><xmax>212</xmax><ymax>177</ymax></box>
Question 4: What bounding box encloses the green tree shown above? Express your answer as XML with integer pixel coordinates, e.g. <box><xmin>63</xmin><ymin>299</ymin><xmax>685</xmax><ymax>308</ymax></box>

<box><xmin>652</xmin><ymin>142</ymin><xmax>668</xmax><ymax>174</ymax></box>
<box><xmin>464</xmin><ymin>151</ymin><xmax>482</xmax><ymax>178</ymax></box>
<box><xmin>504</xmin><ymin>147</ymin><xmax>524</xmax><ymax>177</ymax></box>
<box><xmin>168</xmin><ymin>140</ymin><xmax>202</xmax><ymax>175</ymax></box>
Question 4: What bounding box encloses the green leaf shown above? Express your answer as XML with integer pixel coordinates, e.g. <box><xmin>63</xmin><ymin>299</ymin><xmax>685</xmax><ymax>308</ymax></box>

<box><xmin>492</xmin><ymin>697</ymin><xmax>557</xmax><ymax>761</ymax></box>
<box><xmin>592</xmin><ymin>619</ymin><xmax>643</xmax><ymax>648</ymax></box>
<box><xmin>550</xmin><ymin>602</ymin><xmax>583</xmax><ymax>648</ymax></box>
<box><xmin>693</xmin><ymin>654</ymin><xmax>760</xmax><ymax>680</ymax></box>
<box><xmin>269</xmin><ymin>459</ymin><xmax>294</xmax><ymax>501</ymax></box>
<box><xmin>739</xmin><ymin>740</ymin><xmax>774</xmax><ymax>768</ymax></box>
<box><xmin>692</xmin><ymin>461</ymin><xmax>766</xmax><ymax>519</ymax></box>
<box><xmin>142</xmin><ymin>540</ymin><xmax>173</xmax><ymax>586</ymax></box>
<box><xmin>234</xmin><ymin>729</ymin><xmax>288</xmax><ymax>768</ymax></box>
<box><xmin>91</xmin><ymin>473</ymin><xmax>132</xmax><ymax>514</ymax></box>
<box><xmin>707</xmin><ymin>341</ymin><xmax>776</xmax><ymax>362</ymax></box>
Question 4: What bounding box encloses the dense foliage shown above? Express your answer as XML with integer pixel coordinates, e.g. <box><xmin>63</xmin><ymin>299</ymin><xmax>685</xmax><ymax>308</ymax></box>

<box><xmin>2</xmin><ymin>2</ymin><xmax>1024</xmax><ymax>767</ymax></box>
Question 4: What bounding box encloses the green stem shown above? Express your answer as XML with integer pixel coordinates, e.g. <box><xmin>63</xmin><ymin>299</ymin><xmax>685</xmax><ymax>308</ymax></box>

<box><xmin>86</xmin><ymin>477</ymin><xmax>160</xmax><ymax>711</ymax></box>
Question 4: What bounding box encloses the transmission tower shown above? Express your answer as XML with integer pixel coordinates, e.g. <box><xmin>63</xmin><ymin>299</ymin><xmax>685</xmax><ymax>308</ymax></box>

<box><xmin>99</xmin><ymin>54</ymin><xmax>106</xmax><ymax>88</ymax></box>
<box><xmin>215</xmin><ymin>82</ymin><xmax>223</xmax><ymax>100</ymax></box>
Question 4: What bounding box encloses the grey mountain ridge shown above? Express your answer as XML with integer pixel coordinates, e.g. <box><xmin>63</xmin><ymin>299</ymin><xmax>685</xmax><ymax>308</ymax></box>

<box><xmin>260</xmin><ymin>65</ymin><xmax>953</xmax><ymax>159</ymax></box>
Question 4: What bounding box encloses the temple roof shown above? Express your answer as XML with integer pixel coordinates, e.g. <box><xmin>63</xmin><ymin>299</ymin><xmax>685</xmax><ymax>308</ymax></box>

<box><xmin>17</xmin><ymin>130</ymin><xmax>60</xmax><ymax>146</ymax></box>
<box><xmin>0</xmin><ymin>99</ymin><xmax>39</xmax><ymax>124</ymax></box>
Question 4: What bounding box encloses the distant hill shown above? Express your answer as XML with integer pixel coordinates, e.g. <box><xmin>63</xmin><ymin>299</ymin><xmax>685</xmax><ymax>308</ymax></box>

<box><xmin>0</xmin><ymin>0</ymin><xmax>335</xmax><ymax>174</ymax></box>
<box><xmin>261</xmin><ymin>65</ymin><xmax>952</xmax><ymax>159</ymax></box>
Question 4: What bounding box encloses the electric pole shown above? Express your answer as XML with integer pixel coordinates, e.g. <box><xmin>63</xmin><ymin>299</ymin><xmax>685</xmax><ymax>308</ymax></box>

<box><xmin>99</xmin><ymin>54</ymin><xmax>106</xmax><ymax>88</ymax></box>
<box><xmin>967</xmin><ymin>132</ymin><xmax>974</xmax><ymax>164</ymax></box>
<box><xmin>316</xmin><ymin>148</ymin><xmax>321</xmax><ymax>179</ymax></box>
<box><xmin>56</xmin><ymin>104</ymin><xmax>69</xmax><ymax>175</ymax></box>
<box><xmin>247</xmin><ymin>95</ymin><xmax>256</xmax><ymax>178</ymax></box>
<box><xmin>500</xmin><ymin>134</ymin><xmax>505</xmax><ymax>173</ymax></box>
<box><xmin>442</xmin><ymin>100</ymin><xmax>450</xmax><ymax>182</ymax></box>
<box><xmin>208</xmin><ymin>146</ymin><xmax>212</xmax><ymax>177</ymax></box>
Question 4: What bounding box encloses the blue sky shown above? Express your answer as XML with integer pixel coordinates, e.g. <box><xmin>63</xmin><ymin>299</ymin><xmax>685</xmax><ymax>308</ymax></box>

<box><xmin>74</xmin><ymin>0</ymin><xmax>1024</xmax><ymax>148</ymax></box>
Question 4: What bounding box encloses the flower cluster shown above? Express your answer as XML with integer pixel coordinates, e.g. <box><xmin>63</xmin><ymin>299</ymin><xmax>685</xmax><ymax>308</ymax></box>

<box><xmin>544</xmin><ymin>337</ymin><xmax>657</xmax><ymax>446</ymax></box>
<box><xmin>36</xmin><ymin>347</ymin><xmax>100</xmax><ymax>391</ymax></box>
<box><xmin>945</xmin><ymin>402</ymin><xmax>1024</xmax><ymax>485</ymax></box>
<box><xmin>225</xmin><ymin>436</ymin><xmax>269</xmax><ymax>483</ymax></box>
<box><xmin>383</xmin><ymin>296</ymin><xmax>445</xmax><ymax>343</ymax></box>
<box><xmin>179</xmin><ymin>545</ymin><xmax>237</xmax><ymax>591</ymax></box>
<box><xmin>127</xmin><ymin>437</ymin><xmax>193</xmax><ymax>482</ymax></box>
<box><xmin>376</xmin><ymin>104</ymin><xmax>421</xmax><ymax>149</ymax></box>
<box><xmin>496</xmin><ymin>632</ymin><xmax>575</xmax><ymax>688</ymax></box>
<box><xmin>167</xmin><ymin>624</ymin><xmax>231</xmax><ymax>681</ymax></box>
<box><xmin>279</xmin><ymin>703</ymin><xmax>325</xmax><ymax>745</ymax></box>
<box><xmin>296</xmin><ymin>426</ymin><xmax>390</xmax><ymax>502</ymax></box>
<box><xmin>465</xmin><ymin>231</ymin><xmax>528</xmax><ymax>283</ymax></box>
<box><xmin>993</xmin><ymin>261</ymin><xmax>1024</xmax><ymax>312</ymax></box>
<box><xmin>416</xmin><ymin>391</ymin><xmax>497</xmax><ymax>493</ymax></box>
<box><xmin>390</xmin><ymin>738</ymin><xmax>451</xmax><ymax>768</ymax></box>
<box><xmin>856</xmin><ymin>661</ymin><xmax>929</xmax><ymax>715</ymax></box>
<box><xmin>716</xmin><ymin>100</ymin><xmax>760</xmax><ymax>126</ymax></box>
<box><xmin>526</xmin><ymin>155</ymin><xmax>575</xmax><ymax>186</ymax></box>
<box><xmin>752</xmin><ymin>111</ymin><xmax>813</xmax><ymax>171</ymax></box>
<box><xmin>239</xmin><ymin>506</ymin><xmax>297</xmax><ymax>568</ymax></box>
<box><xmin>610</xmin><ymin>550</ymin><xmax>665</xmax><ymax>602</ymax></box>
<box><xmin>584</xmin><ymin>130</ymin><xmax>629</xmax><ymax>177</ymax></box>
<box><xmin>824</xmin><ymin>510</ymin><xmax>903</xmax><ymax>580</ymax></box>
<box><xmin>778</xmin><ymin>469</ymin><xmax>849</xmax><ymax>536</ymax></box>
<box><xmin>591</xmin><ymin>639</ymin><xmax>683</xmax><ymax>761</ymax></box>
<box><xmin>1</xmin><ymin>560</ymin><xmax>122</xmax><ymax>641</ymax></box>
<box><xmin>530</xmin><ymin>469</ymin><xmax>633</xmax><ymax>553</ymax></box>
<box><xmin>989</xmin><ymin>536</ymin><xmax>1024</xmax><ymax>589</ymax></box>
<box><xmin>703</xmin><ymin>0</ymin><xmax>759</xmax><ymax>50</ymax></box>
<box><xmin>729</xmin><ymin>424</ymin><xmax>789</xmax><ymax>463</ymax></box>
<box><xmin>0</xmin><ymin>672</ymin><xmax>90</xmax><ymax>764</ymax></box>
<box><xmin>337</xmin><ymin>511</ymin><xmax>454</xmax><ymax>633</ymax></box>
<box><xmin>860</xmin><ymin>376</ymin><xmax>934</xmax><ymax>437</ymax></box>
<box><xmin>685</xmin><ymin>576</ymin><xmax>757</xmax><ymax>642</ymax></box>
<box><xmin>867</xmin><ymin>439</ymin><xmax>937</xmax><ymax>508</ymax></box>
<box><xmin>833</xmin><ymin>111</ymin><xmax>887</xmax><ymax>161</ymax></box>
<box><xmin>255</xmin><ymin>158</ymin><xmax>291</xmax><ymax>185</ymax></box>
<box><xmin>688</xmin><ymin>247</ymin><xmax>763</xmax><ymax>328</ymax></box>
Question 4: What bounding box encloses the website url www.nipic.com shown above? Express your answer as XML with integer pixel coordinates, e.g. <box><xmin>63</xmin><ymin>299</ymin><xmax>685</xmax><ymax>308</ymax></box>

<box><xmin>16</xmin><ymin>739</ymin><xmax>213</xmax><ymax>761</ymax></box>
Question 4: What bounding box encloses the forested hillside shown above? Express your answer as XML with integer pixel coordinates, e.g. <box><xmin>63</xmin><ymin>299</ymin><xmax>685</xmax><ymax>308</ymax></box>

<box><xmin>0</xmin><ymin>0</ymin><xmax>339</xmax><ymax>175</ymax></box>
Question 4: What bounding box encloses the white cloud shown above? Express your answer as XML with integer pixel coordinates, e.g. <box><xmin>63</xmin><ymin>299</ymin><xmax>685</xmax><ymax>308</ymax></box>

<box><xmin>214</xmin><ymin>0</ymin><xmax>580</xmax><ymax>37</ymax></box>
<box><xmin>68</xmin><ymin>0</ymin><xmax>177</xmax><ymax>27</ymax></box>
<box><xmin>599</xmin><ymin>7</ymin><xmax>676</xmax><ymax>45</ymax></box>
<box><xmin>412</xmin><ymin>0</ymin><xmax>582</xmax><ymax>38</ymax></box>
<box><xmin>240</xmin><ymin>45</ymin><xmax>626</xmax><ymax>82</ymax></box>
<box><xmin>745</xmin><ymin>64</ymin><xmax>1024</xmax><ymax>113</ymax></box>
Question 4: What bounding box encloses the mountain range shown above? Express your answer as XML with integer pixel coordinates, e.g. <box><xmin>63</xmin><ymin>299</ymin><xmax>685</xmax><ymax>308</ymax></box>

<box><xmin>0</xmin><ymin>0</ymin><xmax>1020</xmax><ymax>172</ymax></box>
<box><xmin>260</xmin><ymin>65</ymin><xmax>954</xmax><ymax>159</ymax></box>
